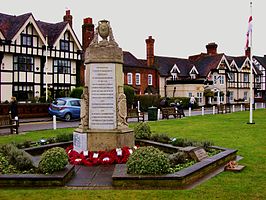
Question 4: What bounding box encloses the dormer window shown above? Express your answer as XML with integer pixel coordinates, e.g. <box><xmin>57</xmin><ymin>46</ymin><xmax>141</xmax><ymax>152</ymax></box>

<box><xmin>170</xmin><ymin>64</ymin><xmax>180</xmax><ymax>80</ymax></box>
<box><xmin>190</xmin><ymin>74</ymin><xmax>196</xmax><ymax>79</ymax></box>
<box><xmin>21</xmin><ymin>34</ymin><xmax>32</xmax><ymax>46</ymax></box>
<box><xmin>189</xmin><ymin>66</ymin><xmax>199</xmax><ymax>80</ymax></box>
<box><xmin>60</xmin><ymin>40</ymin><xmax>70</xmax><ymax>51</ymax></box>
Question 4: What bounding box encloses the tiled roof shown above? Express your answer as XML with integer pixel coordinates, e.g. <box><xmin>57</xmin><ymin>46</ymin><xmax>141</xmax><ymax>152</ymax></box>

<box><xmin>0</xmin><ymin>12</ymin><xmax>32</xmax><ymax>40</ymax></box>
<box><xmin>231</xmin><ymin>56</ymin><xmax>247</xmax><ymax>68</ymax></box>
<box><xmin>123</xmin><ymin>51</ymin><xmax>147</xmax><ymax>67</ymax></box>
<box><xmin>253</xmin><ymin>56</ymin><xmax>266</xmax><ymax>69</ymax></box>
<box><xmin>36</xmin><ymin>21</ymin><xmax>67</xmax><ymax>46</ymax></box>
<box><xmin>155</xmin><ymin>56</ymin><xmax>194</xmax><ymax>77</ymax></box>
<box><xmin>0</xmin><ymin>12</ymin><xmax>69</xmax><ymax>46</ymax></box>
<box><xmin>192</xmin><ymin>54</ymin><xmax>224</xmax><ymax>76</ymax></box>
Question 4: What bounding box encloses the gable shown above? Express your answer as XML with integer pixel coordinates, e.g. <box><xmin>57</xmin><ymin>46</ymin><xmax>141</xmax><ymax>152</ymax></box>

<box><xmin>170</xmin><ymin>64</ymin><xmax>180</xmax><ymax>74</ymax></box>
<box><xmin>217</xmin><ymin>55</ymin><xmax>231</xmax><ymax>71</ymax></box>
<box><xmin>53</xmin><ymin>23</ymin><xmax>82</xmax><ymax>50</ymax></box>
<box><xmin>12</xmin><ymin>15</ymin><xmax>45</xmax><ymax>45</ymax></box>
<box><xmin>189</xmin><ymin>65</ymin><xmax>199</xmax><ymax>74</ymax></box>
<box><xmin>0</xmin><ymin>30</ymin><xmax>5</xmax><ymax>39</ymax></box>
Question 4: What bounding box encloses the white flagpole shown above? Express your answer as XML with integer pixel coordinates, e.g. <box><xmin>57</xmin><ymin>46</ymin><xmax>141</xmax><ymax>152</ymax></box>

<box><xmin>249</xmin><ymin>1</ymin><xmax>254</xmax><ymax>124</ymax></box>
<box><xmin>45</xmin><ymin>35</ymin><xmax>48</xmax><ymax>102</ymax></box>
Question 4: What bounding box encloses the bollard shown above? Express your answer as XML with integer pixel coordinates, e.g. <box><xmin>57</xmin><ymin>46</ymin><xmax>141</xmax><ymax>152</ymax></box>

<box><xmin>157</xmin><ymin>109</ymin><xmax>160</xmax><ymax>120</ymax></box>
<box><xmin>188</xmin><ymin>107</ymin><xmax>191</xmax><ymax>117</ymax></box>
<box><xmin>53</xmin><ymin>115</ymin><xmax>57</xmax><ymax>130</ymax></box>
<box><xmin>202</xmin><ymin>107</ymin><xmax>204</xmax><ymax>116</ymax></box>
<box><xmin>232</xmin><ymin>105</ymin><xmax>235</xmax><ymax>112</ymax></box>
<box><xmin>240</xmin><ymin>104</ymin><xmax>243</xmax><ymax>111</ymax></box>
<box><xmin>137</xmin><ymin>101</ymin><xmax>140</xmax><ymax>112</ymax></box>
<box><xmin>213</xmin><ymin>106</ymin><xmax>215</xmax><ymax>115</ymax></box>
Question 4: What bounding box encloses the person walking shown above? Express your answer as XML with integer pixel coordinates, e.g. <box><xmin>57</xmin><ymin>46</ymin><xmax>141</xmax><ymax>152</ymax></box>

<box><xmin>9</xmin><ymin>96</ymin><xmax>18</xmax><ymax>119</ymax></box>
<box><xmin>189</xmin><ymin>95</ymin><xmax>196</xmax><ymax>109</ymax></box>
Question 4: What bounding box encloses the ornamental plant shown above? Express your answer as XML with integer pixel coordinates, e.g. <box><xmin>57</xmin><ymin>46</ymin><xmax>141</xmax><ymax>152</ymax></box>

<box><xmin>38</xmin><ymin>147</ymin><xmax>68</xmax><ymax>174</ymax></box>
<box><xmin>0</xmin><ymin>144</ymin><xmax>34</xmax><ymax>171</ymax></box>
<box><xmin>134</xmin><ymin>122</ymin><xmax>152</xmax><ymax>139</ymax></box>
<box><xmin>168</xmin><ymin>152</ymin><xmax>190</xmax><ymax>167</ymax></box>
<box><xmin>127</xmin><ymin>146</ymin><xmax>171</xmax><ymax>175</ymax></box>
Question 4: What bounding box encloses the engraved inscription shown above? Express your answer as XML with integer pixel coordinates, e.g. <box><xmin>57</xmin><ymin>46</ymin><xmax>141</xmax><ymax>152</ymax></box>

<box><xmin>193</xmin><ymin>148</ymin><xmax>208</xmax><ymax>161</ymax></box>
<box><xmin>89</xmin><ymin>63</ymin><xmax>116</xmax><ymax>129</ymax></box>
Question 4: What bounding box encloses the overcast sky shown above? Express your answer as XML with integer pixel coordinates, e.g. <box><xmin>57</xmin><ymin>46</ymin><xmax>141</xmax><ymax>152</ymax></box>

<box><xmin>1</xmin><ymin>0</ymin><xmax>265</xmax><ymax>59</ymax></box>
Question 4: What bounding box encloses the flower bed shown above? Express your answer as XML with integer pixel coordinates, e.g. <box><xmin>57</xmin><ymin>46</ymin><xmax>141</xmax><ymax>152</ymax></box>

<box><xmin>112</xmin><ymin>139</ymin><xmax>238</xmax><ymax>189</ymax></box>
<box><xmin>66</xmin><ymin>145</ymin><xmax>138</xmax><ymax>166</ymax></box>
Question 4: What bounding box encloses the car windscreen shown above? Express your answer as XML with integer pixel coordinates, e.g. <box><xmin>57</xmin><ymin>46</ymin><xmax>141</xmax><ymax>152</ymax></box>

<box><xmin>54</xmin><ymin>100</ymin><xmax>66</xmax><ymax>106</ymax></box>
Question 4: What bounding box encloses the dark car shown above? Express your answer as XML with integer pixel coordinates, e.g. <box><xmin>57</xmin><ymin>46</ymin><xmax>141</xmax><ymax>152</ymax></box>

<box><xmin>48</xmin><ymin>97</ymin><xmax>81</xmax><ymax>121</ymax></box>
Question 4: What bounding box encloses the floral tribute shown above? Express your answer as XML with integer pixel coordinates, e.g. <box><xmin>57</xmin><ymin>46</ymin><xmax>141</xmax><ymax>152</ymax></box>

<box><xmin>65</xmin><ymin>145</ymin><xmax>138</xmax><ymax>166</ymax></box>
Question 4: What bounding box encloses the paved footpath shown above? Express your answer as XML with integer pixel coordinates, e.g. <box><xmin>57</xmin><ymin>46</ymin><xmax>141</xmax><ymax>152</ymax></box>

<box><xmin>66</xmin><ymin>165</ymin><xmax>115</xmax><ymax>189</ymax></box>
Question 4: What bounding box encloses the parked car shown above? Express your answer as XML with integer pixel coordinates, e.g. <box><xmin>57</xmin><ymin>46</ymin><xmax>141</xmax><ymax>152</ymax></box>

<box><xmin>48</xmin><ymin>97</ymin><xmax>81</xmax><ymax>121</ymax></box>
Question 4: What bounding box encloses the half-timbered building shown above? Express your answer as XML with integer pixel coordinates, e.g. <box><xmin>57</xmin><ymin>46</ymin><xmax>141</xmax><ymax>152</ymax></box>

<box><xmin>0</xmin><ymin>11</ymin><xmax>82</xmax><ymax>102</ymax></box>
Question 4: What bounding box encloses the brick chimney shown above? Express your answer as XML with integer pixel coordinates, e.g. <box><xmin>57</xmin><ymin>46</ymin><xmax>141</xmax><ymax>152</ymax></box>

<box><xmin>206</xmin><ymin>42</ymin><xmax>218</xmax><ymax>55</ymax></box>
<box><xmin>82</xmin><ymin>17</ymin><xmax>94</xmax><ymax>51</ymax></box>
<box><xmin>63</xmin><ymin>10</ymin><xmax>73</xmax><ymax>27</ymax></box>
<box><xmin>146</xmin><ymin>36</ymin><xmax>155</xmax><ymax>67</ymax></box>
<box><xmin>245</xmin><ymin>47</ymin><xmax>251</xmax><ymax>58</ymax></box>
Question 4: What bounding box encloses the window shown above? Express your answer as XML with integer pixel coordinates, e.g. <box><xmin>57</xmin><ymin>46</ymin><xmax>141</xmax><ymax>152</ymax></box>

<box><xmin>148</xmin><ymin>74</ymin><xmax>153</xmax><ymax>86</ymax></box>
<box><xmin>196</xmin><ymin>92</ymin><xmax>203</xmax><ymax>103</ymax></box>
<box><xmin>220</xmin><ymin>75</ymin><xmax>224</xmax><ymax>85</ymax></box>
<box><xmin>54</xmin><ymin>59</ymin><xmax>71</xmax><ymax>74</ymax></box>
<box><xmin>60</xmin><ymin>40</ymin><xmax>70</xmax><ymax>51</ymax></box>
<box><xmin>213</xmin><ymin>75</ymin><xmax>217</xmax><ymax>84</ymax></box>
<box><xmin>244</xmin><ymin>91</ymin><xmax>248</xmax><ymax>101</ymax></box>
<box><xmin>136</xmin><ymin>73</ymin><xmax>141</xmax><ymax>85</ymax></box>
<box><xmin>229</xmin><ymin>91</ymin><xmax>234</xmax><ymax>101</ymax></box>
<box><xmin>13</xmin><ymin>55</ymin><xmax>34</xmax><ymax>71</ymax></box>
<box><xmin>21</xmin><ymin>34</ymin><xmax>32</xmax><ymax>46</ymax></box>
<box><xmin>70</xmin><ymin>100</ymin><xmax>81</xmax><ymax>107</ymax></box>
<box><xmin>127</xmin><ymin>73</ymin><xmax>132</xmax><ymax>85</ymax></box>
<box><xmin>13</xmin><ymin>84</ymin><xmax>34</xmax><ymax>101</ymax></box>
<box><xmin>244</xmin><ymin>73</ymin><xmax>249</xmax><ymax>82</ymax></box>
<box><xmin>190</xmin><ymin>74</ymin><xmax>196</xmax><ymax>79</ymax></box>
<box><xmin>229</xmin><ymin>72</ymin><xmax>235</xmax><ymax>82</ymax></box>
<box><xmin>188</xmin><ymin>92</ymin><xmax>192</xmax><ymax>98</ymax></box>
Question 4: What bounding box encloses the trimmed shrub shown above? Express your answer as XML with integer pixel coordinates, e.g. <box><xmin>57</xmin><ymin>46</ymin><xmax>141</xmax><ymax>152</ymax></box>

<box><xmin>150</xmin><ymin>133</ymin><xmax>171</xmax><ymax>144</ymax></box>
<box><xmin>70</xmin><ymin>87</ymin><xmax>83</xmax><ymax>99</ymax></box>
<box><xmin>127</xmin><ymin>146</ymin><xmax>170</xmax><ymax>175</ymax></box>
<box><xmin>134</xmin><ymin>122</ymin><xmax>151</xmax><ymax>139</ymax></box>
<box><xmin>0</xmin><ymin>144</ymin><xmax>34</xmax><ymax>171</ymax></box>
<box><xmin>171</xmin><ymin>138</ymin><xmax>213</xmax><ymax>149</ymax></box>
<box><xmin>168</xmin><ymin>152</ymin><xmax>190</xmax><ymax>167</ymax></box>
<box><xmin>38</xmin><ymin>147</ymin><xmax>68</xmax><ymax>174</ymax></box>
<box><xmin>124</xmin><ymin>85</ymin><xmax>135</xmax><ymax>108</ymax></box>
<box><xmin>134</xmin><ymin>95</ymin><xmax>160</xmax><ymax>111</ymax></box>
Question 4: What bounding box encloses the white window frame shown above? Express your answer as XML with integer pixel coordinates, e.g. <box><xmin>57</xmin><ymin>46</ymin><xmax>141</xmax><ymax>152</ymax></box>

<box><xmin>244</xmin><ymin>73</ymin><xmax>249</xmax><ymax>82</ymax></box>
<box><xmin>213</xmin><ymin>75</ymin><xmax>217</xmax><ymax>84</ymax></box>
<box><xmin>127</xmin><ymin>73</ymin><xmax>132</xmax><ymax>85</ymax></box>
<box><xmin>229</xmin><ymin>91</ymin><xmax>234</xmax><ymax>101</ymax></box>
<box><xmin>148</xmin><ymin>74</ymin><xmax>153</xmax><ymax>86</ymax></box>
<box><xmin>196</xmin><ymin>92</ymin><xmax>203</xmax><ymax>103</ymax></box>
<box><xmin>220</xmin><ymin>75</ymin><xmax>225</xmax><ymax>85</ymax></box>
<box><xmin>136</xmin><ymin>73</ymin><xmax>141</xmax><ymax>85</ymax></box>
<box><xmin>244</xmin><ymin>91</ymin><xmax>248</xmax><ymax>100</ymax></box>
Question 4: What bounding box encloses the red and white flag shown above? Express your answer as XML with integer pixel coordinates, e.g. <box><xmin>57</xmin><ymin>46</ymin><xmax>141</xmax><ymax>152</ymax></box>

<box><xmin>245</xmin><ymin>16</ymin><xmax>253</xmax><ymax>49</ymax></box>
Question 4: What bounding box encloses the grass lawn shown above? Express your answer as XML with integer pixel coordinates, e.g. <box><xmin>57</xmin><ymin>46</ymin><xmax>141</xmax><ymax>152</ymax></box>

<box><xmin>0</xmin><ymin>110</ymin><xmax>265</xmax><ymax>200</ymax></box>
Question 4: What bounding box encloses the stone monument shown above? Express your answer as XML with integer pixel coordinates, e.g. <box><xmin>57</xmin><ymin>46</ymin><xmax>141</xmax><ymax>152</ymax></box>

<box><xmin>73</xmin><ymin>20</ymin><xmax>134</xmax><ymax>152</ymax></box>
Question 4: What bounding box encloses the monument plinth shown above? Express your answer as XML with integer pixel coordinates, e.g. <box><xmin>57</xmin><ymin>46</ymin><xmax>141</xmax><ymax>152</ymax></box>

<box><xmin>74</xmin><ymin>20</ymin><xmax>134</xmax><ymax>152</ymax></box>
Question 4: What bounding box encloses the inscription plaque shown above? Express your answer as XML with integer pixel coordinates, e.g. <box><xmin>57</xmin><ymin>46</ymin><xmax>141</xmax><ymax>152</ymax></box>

<box><xmin>192</xmin><ymin>148</ymin><xmax>208</xmax><ymax>161</ymax></box>
<box><xmin>89</xmin><ymin>63</ymin><xmax>116</xmax><ymax>129</ymax></box>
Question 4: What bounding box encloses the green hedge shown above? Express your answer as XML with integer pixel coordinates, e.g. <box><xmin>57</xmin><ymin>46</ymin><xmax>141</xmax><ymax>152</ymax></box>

<box><xmin>134</xmin><ymin>95</ymin><xmax>160</xmax><ymax>111</ymax></box>
<box><xmin>70</xmin><ymin>87</ymin><xmax>83</xmax><ymax>99</ymax></box>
